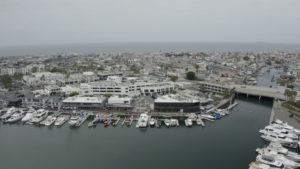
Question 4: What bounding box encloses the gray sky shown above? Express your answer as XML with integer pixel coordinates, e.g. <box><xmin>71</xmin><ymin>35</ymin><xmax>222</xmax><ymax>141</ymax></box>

<box><xmin>0</xmin><ymin>0</ymin><xmax>300</xmax><ymax>46</ymax></box>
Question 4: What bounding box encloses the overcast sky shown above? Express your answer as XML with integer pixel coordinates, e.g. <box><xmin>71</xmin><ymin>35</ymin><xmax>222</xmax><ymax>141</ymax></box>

<box><xmin>0</xmin><ymin>0</ymin><xmax>300</xmax><ymax>46</ymax></box>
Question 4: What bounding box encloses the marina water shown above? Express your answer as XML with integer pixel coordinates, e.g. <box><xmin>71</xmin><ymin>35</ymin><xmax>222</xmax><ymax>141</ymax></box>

<box><xmin>0</xmin><ymin>96</ymin><xmax>272</xmax><ymax>169</ymax></box>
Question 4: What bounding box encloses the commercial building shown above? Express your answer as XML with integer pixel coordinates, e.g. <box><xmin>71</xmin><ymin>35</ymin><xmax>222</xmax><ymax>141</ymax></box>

<box><xmin>154</xmin><ymin>94</ymin><xmax>200</xmax><ymax>112</ymax></box>
<box><xmin>62</xmin><ymin>96</ymin><xmax>106</xmax><ymax>110</ymax></box>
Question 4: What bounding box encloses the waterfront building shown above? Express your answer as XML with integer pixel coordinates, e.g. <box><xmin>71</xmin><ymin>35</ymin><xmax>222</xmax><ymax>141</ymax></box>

<box><xmin>62</xmin><ymin>96</ymin><xmax>106</xmax><ymax>110</ymax></box>
<box><xmin>154</xmin><ymin>94</ymin><xmax>200</xmax><ymax>112</ymax></box>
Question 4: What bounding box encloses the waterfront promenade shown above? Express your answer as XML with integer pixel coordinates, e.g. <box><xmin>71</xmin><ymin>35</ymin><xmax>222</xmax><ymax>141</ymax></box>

<box><xmin>270</xmin><ymin>100</ymin><xmax>300</xmax><ymax>129</ymax></box>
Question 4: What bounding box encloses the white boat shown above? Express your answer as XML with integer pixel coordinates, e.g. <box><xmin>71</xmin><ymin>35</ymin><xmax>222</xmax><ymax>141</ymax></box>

<box><xmin>68</xmin><ymin>115</ymin><xmax>80</xmax><ymax>127</ymax></box>
<box><xmin>196</xmin><ymin>117</ymin><xmax>205</xmax><ymax>127</ymax></box>
<box><xmin>185</xmin><ymin>118</ymin><xmax>193</xmax><ymax>127</ymax></box>
<box><xmin>21</xmin><ymin>108</ymin><xmax>37</xmax><ymax>122</ymax></box>
<box><xmin>260</xmin><ymin>126</ymin><xmax>298</xmax><ymax>140</ymax></box>
<box><xmin>164</xmin><ymin>119</ymin><xmax>170</xmax><ymax>127</ymax></box>
<box><xmin>29</xmin><ymin>109</ymin><xmax>48</xmax><ymax>124</ymax></box>
<box><xmin>5</xmin><ymin>110</ymin><xmax>26</xmax><ymax>123</ymax></box>
<box><xmin>55</xmin><ymin>115</ymin><xmax>69</xmax><ymax>126</ymax></box>
<box><xmin>261</xmin><ymin>134</ymin><xmax>296</xmax><ymax>146</ymax></box>
<box><xmin>249</xmin><ymin>162</ymin><xmax>279</xmax><ymax>169</ymax></box>
<box><xmin>44</xmin><ymin>116</ymin><xmax>57</xmax><ymax>126</ymax></box>
<box><xmin>257</xmin><ymin>149</ymin><xmax>300</xmax><ymax>168</ymax></box>
<box><xmin>201</xmin><ymin>114</ymin><xmax>215</xmax><ymax>120</ymax></box>
<box><xmin>0</xmin><ymin>107</ymin><xmax>17</xmax><ymax>120</ymax></box>
<box><xmin>136</xmin><ymin>113</ymin><xmax>149</xmax><ymax>128</ymax></box>
<box><xmin>149</xmin><ymin>118</ymin><xmax>156</xmax><ymax>127</ymax></box>
<box><xmin>170</xmin><ymin>119</ymin><xmax>179</xmax><ymax>127</ymax></box>
<box><xmin>267</xmin><ymin>142</ymin><xmax>300</xmax><ymax>162</ymax></box>
<box><xmin>256</xmin><ymin>154</ymin><xmax>283</xmax><ymax>168</ymax></box>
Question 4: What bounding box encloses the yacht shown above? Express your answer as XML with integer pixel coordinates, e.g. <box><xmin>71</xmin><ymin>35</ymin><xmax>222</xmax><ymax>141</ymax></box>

<box><xmin>156</xmin><ymin>119</ymin><xmax>162</xmax><ymax>128</ymax></box>
<box><xmin>0</xmin><ymin>107</ymin><xmax>17</xmax><ymax>120</ymax></box>
<box><xmin>200</xmin><ymin>114</ymin><xmax>215</xmax><ymax>120</ymax></box>
<box><xmin>5</xmin><ymin>109</ymin><xmax>26</xmax><ymax>123</ymax></box>
<box><xmin>170</xmin><ymin>119</ymin><xmax>179</xmax><ymax>127</ymax></box>
<box><xmin>261</xmin><ymin>134</ymin><xmax>297</xmax><ymax>148</ymax></box>
<box><xmin>185</xmin><ymin>118</ymin><xmax>193</xmax><ymax>127</ymax></box>
<box><xmin>257</xmin><ymin>149</ymin><xmax>300</xmax><ymax>168</ymax></box>
<box><xmin>54</xmin><ymin>115</ymin><xmax>70</xmax><ymax>126</ymax></box>
<box><xmin>44</xmin><ymin>116</ymin><xmax>57</xmax><ymax>126</ymax></box>
<box><xmin>68</xmin><ymin>115</ymin><xmax>80</xmax><ymax>127</ymax></box>
<box><xmin>29</xmin><ymin>109</ymin><xmax>48</xmax><ymax>124</ymax></box>
<box><xmin>149</xmin><ymin>118</ymin><xmax>156</xmax><ymax>127</ymax></box>
<box><xmin>267</xmin><ymin>142</ymin><xmax>300</xmax><ymax>162</ymax></box>
<box><xmin>196</xmin><ymin>117</ymin><xmax>205</xmax><ymax>127</ymax></box>
<box><xmin>21</xmin><ymin>108</ymin><xmax>37</xmax><ymax>122</ymax></box>
<box><xmin>164</xmin><ymin>119</ymin><xmax>170</xmax><ymax>127</ymax></box>
<box><xmin>256</xmin><ymin>154</ymin><xmax>283</xmax><ymax>168</ymax></box>
<box><xmin>260</xmin><ymin>126</ymin><xmax>298</xmax><ymax>140</ymax></box>
<box><xmin>136</xmin><ymin>113</ymin><xmax>149</xmax><ymax>128</ymax></box>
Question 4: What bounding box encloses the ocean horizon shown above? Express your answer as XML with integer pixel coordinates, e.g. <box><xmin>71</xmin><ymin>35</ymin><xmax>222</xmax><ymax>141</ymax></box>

<box><xmin>1</xmin><ymin>42</ymin><xmax>300</xmax><ymax>57</ymax></box>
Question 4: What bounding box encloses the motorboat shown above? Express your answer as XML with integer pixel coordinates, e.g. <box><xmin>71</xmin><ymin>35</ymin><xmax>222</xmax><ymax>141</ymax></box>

<box><xmin>156</xmin><ymin>119</ymin><xmax>162</xmax><ymax>128</ymax></box>
<box><xmin>196</xmin><ymin>118</ymin><xmax>205</xmax><ymax>127</ymax></box>
<box><xmin>170</xmin><ymin>119</ymin><xmax>179</xmax><ymax>127</ymax></box>
<box><xmin>149</xmin><ymin>118</ymin><xmax>156</xmax><ymax>127</ymax></box>
<box><xmin>256</xmin><ymin>154</ymin><xmax>283</xmax><ymax>168</ymax></box>
<box><xmin>260</xmin><ymin>126</ymin><xmax>298</xmax><ymax>140</ymax></box>
<box><xmin>267</xmin><ymin>142</ymin><xmax>300</xmax><ymax>162</ymax></box>
<box><xmin>104</xmin><ymin>119</ymin><xmax>110</xmax><ymax>127</ymax></box>
<box><xmin>29</xmin><ymin>109</ymin><xmax>48</xmax><ymax>124</ymax></box>
<box><xmin>21</xmin><ymin>108</ymin><xmax>36</xmax><ymax>122</ymax></box>
<box><xmin>44</xmin><ymin>116</ymin><xmax>57</xmax><ymax>126</ymax></box>
<box><xmin>136</xmin><ymin>113</ymin><xmax>149</xmax><ymax>128</ymax></box>
<box><xmin>261</xmin><ymin>134</ymin><xmax>296</xmax><ymax>146</ymax></box>
<box><xmin>248</xmin><ymin>162</ymin><xmax>279</xmax><ymax>169</ymax></box>
<box><xmin>164</xmin><ymin>119</ymin><xmax>170</xmax><ymax>127</ymax></box>
<box><xmin>54</xmin><ymin>115</ymin><xmax>69</xmax><ymax>126</ymax></box>
<box><xmin>0</xmin><ymin>107</ymin><xmax>17</xmax><ymax>120</ymax></box>
<box><xmin>201</xmin><ymin>114</ymin><xmax>215</xmax><ymax>120</ymax></box>
<box><xmin>68</xmin><ymin>115</ymin><xmax>80</xmax><ymax>127</ymax></box>
<box><xmin>185</xmin><ymin>118</ymin><xmax>193</xmax><ymax>127</ymax></box>
<box><xmin>5</xmin><ymin>109</ymin><xmax>26</xmax><ymax>123</ymax></box>
<box><xmin>257</xmin><ymin>149</ymin><xmax>300</xmax><ymax>168</ymax></box>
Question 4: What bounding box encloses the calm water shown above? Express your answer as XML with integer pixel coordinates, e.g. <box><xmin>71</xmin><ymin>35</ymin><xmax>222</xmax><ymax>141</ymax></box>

<box><xmin>0</xmin><ymin>97</ymin><xmax>272</xmax><ymax>169</ymax></box>
<box><xmin>1</xmin><ymin>42</ymin><xmax>300</xmax><ymax>57</ymax></box>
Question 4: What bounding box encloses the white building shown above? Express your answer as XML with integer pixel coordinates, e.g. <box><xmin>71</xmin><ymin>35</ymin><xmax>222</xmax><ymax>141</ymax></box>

<box><xmin>80</xmin><ymin>81</ymin><xmax>175</xmax><ymax>97</ymax></box>
<box><xmin>62</xmin><ymin>96</ymin><xmax>105</xmax><ymax>109</ymax></box>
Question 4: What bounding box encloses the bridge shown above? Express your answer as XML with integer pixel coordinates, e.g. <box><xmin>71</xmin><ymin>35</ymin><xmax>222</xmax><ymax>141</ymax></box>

<box><xmin>198</xmin><ymin>82</ymin><xmax>300</xmax><ymax>101</ymax></box>
<box><xmin>231</xmin><ymin>85</ymin><xmax>300</xmax><ymax>100</ymax></box>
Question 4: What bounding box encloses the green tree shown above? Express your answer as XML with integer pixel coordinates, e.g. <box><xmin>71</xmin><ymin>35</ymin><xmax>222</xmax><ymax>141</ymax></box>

<box><xmin>69</xmin><ymin>92</ymin><xmax>79</xmax><ymax>97</ymax></box>
<box><xmin>186</xmin><ymin>71</ymin><xmax>196</xmax><ymax>80</ymax></box>
<box><xmin>104</xmin><ymin>93</ymin><xmax>113</xmax><ymax>97</ymax></box>
<box><xmin>0</xmin><ymin>75</ymin><xmax>12</xmax><ymax>88</ymax></box>
<box><xmin>169</xmin><ymin>75</ymin><xmax>178</xmax><ymax>82</ymax></box>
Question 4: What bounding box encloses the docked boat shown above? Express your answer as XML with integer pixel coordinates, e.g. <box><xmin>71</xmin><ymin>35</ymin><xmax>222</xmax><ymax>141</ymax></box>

<box><xmin>149</xmin><ymin>118</ymin><xmax>156</xmax><ymax>127</ymax></box>
<box><xmin>260</xmin><ymin>126</ymin><xmax>298</xmax><ymax>140</ymax></box>
<box><xmin>261</xmin><ymin>134</ymin><xmax>297</xmax><ymax>148</ymax></box>
<box><xmin>44</xmin><ymin>116</ymin><xmax>57</xmax><ymax>126</ymax></box>
<box><xmin>68</xmin><ymin>115</ymin><xmax>80</xmax><ymax>127</ymax></box>
<box><xmin>170</xmin><ymin>119</ymin><xmax>179</xmax><ymax>127</ymax></box>
<box><xmin>21</xmin><ymin>108</ymin><xmax>36</xmax><ymax>122</ymax></box>
<box><xmin>256</xmin><ymin>154</ymin><xmax>283</xmax><ymax>168</ymax></box>
<box><xmin>29</xmin><ymin>109</ymin><xmax>48</xmax><ymax>124</ymax></box>
<box><xmin>196</xmin><ymin>118</ymin><xmax>205</xmax><ymax>127</ymax></box>
<box><xmin>136</xmin><ymin>113</ymin><xmax>149</xmax><ymax>128</ymax></box>
<box><xmin>54</xmin><ymin>115</ymin><xmax>69</xmax><ymax>126</ymax></box>
<box><xmin>0</xmin><ymin>107</ymin><xmax>17</xmax><ymax>120</ymax></box>
<box><xmin>201</xmin><ymin>114</ymin><xmax>215</xmax><ymax>120</ymax></box>
<box><xmin>5</xmin><ymin>109</ymin><xmax>26</xmax><ymax>123</ymax></box>
<box><xmin>156</xmin><ymin>119</ymin><xmax>162</xmax><ymax>128</ymax></box>
<box><xmin>267</xmin><ymin>142</ymin><xmax>300</xmax><ymax>162</ymax></box>
<box><xmin>257</xmin><ymin>148</ymin><xmax>300</xmax><ymax>168</ymax></box>
<box><xmin>185</xmin><ymin>118</ymin><xmax>193</xmax><ymax>127</ymax></box>
<box><xmin>164</xmin><ymin>119</ymin><xmax>170</xmax><ymax>127</ymax></box>
<box><xmin>104</xmin><ymin>119</ymin><xmax>110</xmax><ymax>127</ymax></box>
